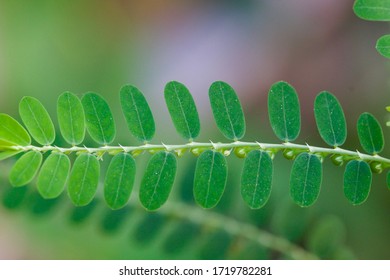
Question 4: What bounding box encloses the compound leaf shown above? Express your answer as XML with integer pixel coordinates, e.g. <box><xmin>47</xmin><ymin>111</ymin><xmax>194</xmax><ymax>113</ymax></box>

<box><xmin>240</xmin><ymin>150</ymin><xmax>273</xmax><ymax>209</ymax></box>
<box><xmin>268</xmin><ymin>81</ymin><xmax>301</xmax><ymax>142</ymax></box>
<box><xmin>9</xmin><ymin>151</ymin><xmax>42</xmax><ymax>187</ymax></box>
<box><xmin>209</xmin><ymin>81</ymin><xmax>246</xmax><ymax>141</ymax></box>
<box><xmin>194</xmin><ymin>150</ymin><xmax>227</xmax><ymax>208</ymax></box>
<box><xmin>120</xmin><ymin>85</ymin><xmax>155</xmax><ymax>142</ymax></box>
<box><xmin>314</xmin><ymin>91</ymin><xmax>347</xmax><ymax>147</ymax></box>
<box><xmin>290</xmin><ymin>153</ymin><xmax>322</xmax><ymax>207</ymax></box>
<box><xmin>164</xmin><ymin>81</ymin><xmax>200</xmax><ymax>141</ymax></box>
<box><xmin>37</xmin><ymin>153</ymin><xmax>70</xmax><ymax>199</ymax></box>
<box><xmin>0</xmin><ymin>113</ymin><xmax>31</xmax><ymax>146</ymax></box>
<box><xmin>57</xmin><ymin>91</ymin><xmax>85</xmax><ymax>145</ymax></box>
<box><xmin>357</xmin><ymin>112</ymin><xmax>384</xmax><ymax>154</ymax></box>
<box><xmin>139</xmin><ymin>151</ymin><xmax>177</xmax><ymax>211</ymax></box>
<box><xmin>68</xmin><ymin>153</ymin><xmax>100</xmax><ymax>206</ymax></box>
<box><xmin>353</xmin><ymin>0</ymin><xmax>390</xmax><ymax>21</ymax></box>
<box><xmin>343</xmin><ymin>160</ymin><xmax>372</xmax><ymax>205</ymax></box>
<box><xmin>19</xmin><ymin>97</ymin><xmax>55</xmax><ymax>145</ymax></box>
<box><xmin>376</xmin><ymin>34</ymin><xmax>390</xmax><ymax>58</ymax></box>
<box><xmin>82</xmin><ymin>92</ymin><xmax>115</xmax><ymax>145</ymax></box>
<box><xmin>104</xmin><ymin>153</ymin><xmax>136</xmax><ymax>210</ymax></box>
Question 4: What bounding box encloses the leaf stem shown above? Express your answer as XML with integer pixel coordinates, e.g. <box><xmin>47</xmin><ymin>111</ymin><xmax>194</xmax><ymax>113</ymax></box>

<box><xmin>8</xmin><ymin>141</ymin><xmax>390</xmax><ymax>168</ymax></box>
<box><xmin>154</xmin><ymin>200</ymin><xmax>318</xmax><ymax>259</ymax></box>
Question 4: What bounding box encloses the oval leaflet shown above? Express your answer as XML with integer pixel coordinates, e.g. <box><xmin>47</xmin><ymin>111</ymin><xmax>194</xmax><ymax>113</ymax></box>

<box><xmin>343</xmin><ymin>160</ymin><xmax>372</xmax><ymax>205</ymax></box>
<box><xmin>164</xmin><ymin>81</ymin><xmax>200</xmax><ymax>141</ymax></box>
<box><xmin>9</xmin><ymin>150</ymin><xmax>42</xmax><ymax>187</ymax></box>
<box><xmin>194</xmin><ymin>150</ymin><xmax>228</xmax><ymax>209</ymax></box>
<box><xmin>57</xmin><ymin>92</ymin><xmax>85</xmax><ymax>145</ymax></box>
<box><xmin>82</xmin><ymin>92</ymin><xmax>116</xmax><ymax>145</ymax></box>
<box><xmin>37</xmin><ymin>153</ymin><xmax>70</xmax><ymax>199</ymax></box>
<box><xmin>290</xmin><ymin>153</ymin><xmax>322</xmax><ymax>207</ymax></box>
<box><xmin>104</xmin><ymin>153</ymin><xmax>136</xmax><ymax>210</ymax></box>
<box><xmin>314</xmin><ymin>91</ymin><xmax>347</xmax><ymax>147</ymax></box>
<box><xmin>139</xmin><ymin>151</ymin><xmax>177</xmax><ymax>211</ymax></box>
<box><xmin>240</xmin><ymin>150</ymin><xmax>273</xmax><ymax>209</ymax></box>
<box><xmin>68</xmin><ymin>153</ymin><xmax>100</xmax><ymax>206</ymax></box>
<box><xmin>19</xmin><ymin>96</ymin><xmax>55</xmax><ymax>145</ymax></box>
<box><xmin>209</xmin><ymin>81</ymin><xmax>246</xmax><ymax>141</ymax></box>
<box><xmin>0</xmin><ymin>113</ymin><xmax>31</xmax><ymax>146</ymax></box>
<box><xmin>120</xmin><ymin>85</ymin><xmax>155</xmax><ymax>142</ymax></box>
<box><xmin>357</xmin><ymin>112</ymin><xmax>384</xmax><ymax>154</ymax></box>
<box><xmin>268</xmin><ymin>81</ymin><xmax>301</xmax><ymax>142</ymax></box>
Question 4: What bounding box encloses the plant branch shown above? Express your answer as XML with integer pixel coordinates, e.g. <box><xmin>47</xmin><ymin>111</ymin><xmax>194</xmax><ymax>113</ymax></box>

<box><xmin>8</xmin><ymin>141</ymin><xmax>390</xmax><ymax>169</ymax></box>
<box><xmin>156</xmin><ymin>200</ymin><xmax>318</xmax><ymax>259</ymax></box>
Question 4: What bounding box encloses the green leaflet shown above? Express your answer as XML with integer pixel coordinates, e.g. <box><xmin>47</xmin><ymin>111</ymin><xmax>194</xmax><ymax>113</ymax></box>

<box><xmin>0</xmin><ymin>150</ymin><xmax>22</xmax><ymax>161</ymax></box>
<box><xmin>268</xmin><ymin>81</ymin><xmax>301</xmax><ymax>142</ymax></box>
<box><xmin>209</xmin><ymin>81</ymin><xmax>246</xmax><ymax>141</ymax></box>
<box><xmin>164</xmin><ymin>81</ymin><xmax>200</xmax><ymax>141</ymax></box>
<box><xmin>68</xmin><ymin>153</ymin><xmax>100</xmax><ymax>206</ymax></box>
<box><xmin>57</xmin><ymin>91</ymin><xmax>85</xmax><ymax>145</ymax></box>
<box><xmin>343</xmin><ymin>160</ymin><xmax>372</xmax><ymax>205</ymax></box>
<box><xmin>0</xmin><ymin>113</ymin><xmax>31</xmax><ymax>146</ymax></box>
<box><xmin>139</xmin><ymin>151</ymin><xmax>177</xmax><ymax>211</ymax></box>
<box><xmin>376</xmin><ymin>34</ymin><xmax>390</xmax><ymax>58</ymax></box>
<box><xmin>104</xmin><ymin>153</ymin><xmax>136</xmax><ymax>210</ymax></box>
<box><xmin>290</xmin><ymin>153</ymin><xmax>322</xmax><ymax>207</ymax></box>
<box><xmin>357</xmin><ymin>112</ymin><xmax>384</xmax><ymax>154</ymax></box>
<box><xmin>353</xmin><ymin>0</ymin><xmax>390</xmax><ymax>21</ymax></box>
<box><xmin>240</xmin><ymin>150</ymin><xmax>273</xmax><ymax>209</ymax></box>
<box><xmin>9</xmin><ymin>151</ymin><xmax>42</xmax><ymax>187</ymax></box>
<box><xmin>314</xmin><ymin>91</ymin><xmax>347</xmax><ymax>147</ymax></box>
<box><xmin>194</xmin><ymin>150</ymin><xmax>227</xmax><ymax>208</ymax></box>
<box><xmin>120</xmin><ymin>85</ymin><xmax>155</xmax><ymax>142</ymax></box>
<box><xmin>19</xmin><ymin>96</ymin><xmax>55</xmax><ymax>145</ymax></box>
<box><xmin>37</xmin><ymin>153</ymin><xmax>70</xmax><ymax>199</ymax></box>
<box><xmin>81</xmin><ymin>92</ymin><xmax>116</xmax><ymax>145</ymax></box>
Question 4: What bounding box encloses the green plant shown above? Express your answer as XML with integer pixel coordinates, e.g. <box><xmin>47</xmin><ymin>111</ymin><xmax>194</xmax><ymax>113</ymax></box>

<box><xmin>0</xmin><ymin>80</ymin><xmax>388</xmax><ymax>211</ymax></box>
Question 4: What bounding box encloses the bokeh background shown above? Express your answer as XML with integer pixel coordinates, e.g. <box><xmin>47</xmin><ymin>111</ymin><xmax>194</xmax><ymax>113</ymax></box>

<box><xmin>0</xmin><ymin>0</ymin><xmax>389</xmax><ymax>259</ymax></box>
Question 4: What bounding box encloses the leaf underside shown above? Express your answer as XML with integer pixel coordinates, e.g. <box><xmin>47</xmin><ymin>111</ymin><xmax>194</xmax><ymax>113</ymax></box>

<box><xmin>290</xmin><ymin>153</ymin><xmax>322</xmax><ymax>207</ymax></box>
<box><xmin>240</xmin><ymin>150</ymin><xmax>273</xmax><ymax>209</ymax></box>
<box><xmin>104</xmin><ymin>153</ymin><xmax>136</xmax><ymax>210</ymax></box>
<box><xmin>68</xmin><ymin>153</ymin><xmax>100</xmax><ymax>206</ymax></box>
<box><xmin>343</xmin><ymin>160</ymin><xmax>372</xmax><ymax>205</ymax></box>
<box><xmin>209</xmin><ymin>81</ymin><xmax>246</xmax><ymax>141</ymax></box>
<box><xmin>120</xmin><ymin>84</ymin><xmax>155</xmax><ymax>142</ymax></box>
<box><xmin>268</xmin><ymin>81</ymin><xmax>301</xmax><ymax>142</ymax></box>
<box><xmin>194</xmin><ymin>150</ymin><xmax>228</xmax><ymax>209</ymax></box>
<box><xmin>164</xmin><ymin>81</ymin><xmax>200</xmax><ymax>141</ymax></box>
<box><xmin>37</xmin><ymin>153</ymin><xmax>70</xmax><ymax>199</ymax></box>
<box><xmin>139</xmin><ymin>151</ymin><xmax>177</xmax><ymax>211</ymax></box>
<box><xmin>9</xmin><ymin>150</ymin><xmax>42</xmax><ymax>187</ymax></box>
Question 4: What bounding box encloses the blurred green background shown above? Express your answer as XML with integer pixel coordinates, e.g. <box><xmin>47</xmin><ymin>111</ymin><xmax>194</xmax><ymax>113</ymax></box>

<box><xmin>0</xmin><ymin>0</ymin><xmax>389</xmax><ymax>259</ymax></box>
